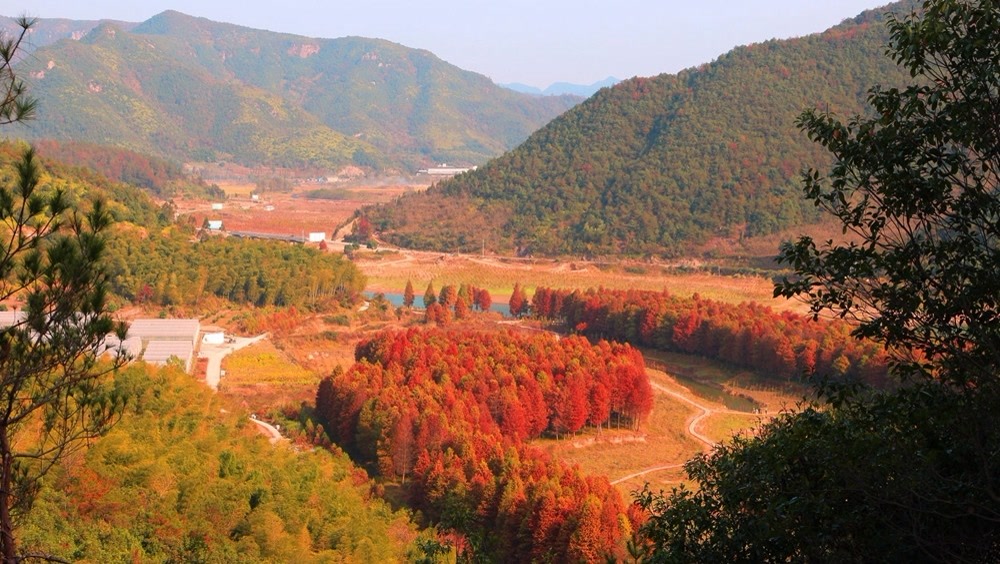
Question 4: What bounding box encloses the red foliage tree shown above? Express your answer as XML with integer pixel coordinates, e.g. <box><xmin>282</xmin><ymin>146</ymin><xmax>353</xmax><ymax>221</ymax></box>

<box><xmin>403</xmin><ymin>279</ymin><xmax>415</xmax><ymax>308</ymax></box>
<box><xmin>532</xmin><ymin>287</ymin><xmax>890</xmax><ymax>387</ymax></box>
<box><xmin>509</xmin><ymin>283</ymin><xmax>525</xmax><ymax>318</ymax></box>
<box><xmin>313</xmin><ymin>328</ymin><xmax>647</xmax><ymax>561</ymax></box>
<box><xmin>475</xmin><ymin>288</ymin><xmax>493</xmax><ymax>312</ymax></box>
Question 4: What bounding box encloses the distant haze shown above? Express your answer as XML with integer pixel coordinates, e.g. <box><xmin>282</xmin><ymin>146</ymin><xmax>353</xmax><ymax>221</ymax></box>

<box><xmin>502</xmin><ymin>77</ymin><xmax>620</xmax><ymax>98</ymax></box>
<box><xmin>14</xmin><ymin>1</ymin><xmax>893</xmax><ymax>86</ymax></box>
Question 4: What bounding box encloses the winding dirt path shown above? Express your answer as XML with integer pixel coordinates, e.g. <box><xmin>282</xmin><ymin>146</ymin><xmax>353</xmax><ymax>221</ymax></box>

<box><xmin>650</xmin><ymin>381</ymin><xmax>717</xmax><ymax>448</ymax></box>
<box><xmin>610</xmin><ymin>375</ymin><xmax>774</xmax><ymax>485</ymax></box>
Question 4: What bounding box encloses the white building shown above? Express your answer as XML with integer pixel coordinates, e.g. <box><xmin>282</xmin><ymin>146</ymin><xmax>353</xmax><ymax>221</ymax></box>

<box><xmin>202</xmin><ymin>330</ymin><xmax>225</xmax><ymax>345</ymax></box>
<box><xmin>308</xmin><ymin>232</ymin><xmax>326</xmax><ymax>243</ymax></box>
<box><xmin>142</xmin><ymin>341</ymin><xmax>195</xmax><ymax>371</ymax></box>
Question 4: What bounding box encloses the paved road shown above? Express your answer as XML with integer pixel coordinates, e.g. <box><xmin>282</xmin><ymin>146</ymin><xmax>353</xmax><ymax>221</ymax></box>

<box><xmin>199</xmin><ymin>333</ymin><xmax>268</xmax><ymax>391</ymax></box>
<box><xmin>249</xmin><ymin>417</ymin><xmax>286</xmax><ymax>444</ymax></box>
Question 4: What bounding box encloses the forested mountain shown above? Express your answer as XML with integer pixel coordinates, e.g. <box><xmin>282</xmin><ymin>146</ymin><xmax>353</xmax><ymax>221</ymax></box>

<box><xmin>0</xmin><ymin>15</ymin><xmax>138</xmax><ymax>47</ymax></box>
<box><xmin>4</xmin><ymin>11</ymin><xmax>579</xmax><ymax>170</ymax></box>
<box><xmin>369</xmin><ymin>1</ymin><xmax>917</xmax><ymax>256</ymax></box>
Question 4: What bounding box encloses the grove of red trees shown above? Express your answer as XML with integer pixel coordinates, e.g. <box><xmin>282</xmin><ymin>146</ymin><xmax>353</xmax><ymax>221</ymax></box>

<box><xmin>423</xmin><ymin>282</ymin><xmax>494</xmax><ymax>324</ymax></box>
<box><xmin>531</xmin><ymin>287</ymin><xmax>891</xmax><ymax>387</ymax></box>
<box><xmin>315</xmin><ymin>328</ymin><xmax>653</xmax><ymax>561</ymax></box>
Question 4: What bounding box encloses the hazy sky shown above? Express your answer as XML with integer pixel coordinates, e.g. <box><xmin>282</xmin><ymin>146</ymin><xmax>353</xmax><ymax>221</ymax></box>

<box><xmin>11</xmin><ymin>1</ymin><xmax>893</xmax><ymax>86</ymax></box>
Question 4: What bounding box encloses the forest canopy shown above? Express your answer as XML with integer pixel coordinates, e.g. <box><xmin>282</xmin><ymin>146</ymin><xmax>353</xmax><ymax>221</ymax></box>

<box><xmin>368</xmin><ymin>2</ymin><xmax>917</xmax><ymax>256</ymax></box>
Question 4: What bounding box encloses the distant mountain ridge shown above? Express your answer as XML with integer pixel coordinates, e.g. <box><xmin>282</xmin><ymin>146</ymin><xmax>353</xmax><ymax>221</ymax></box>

<box><xmin>1</xmin><ymin>11</ymin><xmax>580</xmax><ymax>171</ymax></box>
<box><xmin>0</xmin><ymin>15</ymin><xmax>138</xmax><ymax>48</ymax></box>
<box><xmin>501</xmin><ymin>77</ymin><xmax>620</xmax><ymax>97</ymax></box>
<box><xmin>369</xmin><ymin>1</ymin><xmax>918</xmax><ymax>256</ymax></box>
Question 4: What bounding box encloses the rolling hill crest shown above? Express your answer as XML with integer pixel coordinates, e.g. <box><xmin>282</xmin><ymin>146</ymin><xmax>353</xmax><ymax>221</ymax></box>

<box><xmin>5</xmin><ymin>10</ymin><xmax>580</xmax><ymax>171</ymax></box>
<box><xmin>368</xmin><ymin>1</ymin><xmax>918</xmax><ymax>256</ymax></box>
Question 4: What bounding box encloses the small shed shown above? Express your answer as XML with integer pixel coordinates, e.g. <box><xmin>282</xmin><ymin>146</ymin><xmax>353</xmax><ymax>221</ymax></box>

<box><xmin>202</xmin><ymin>331</ymin><xmax>225</xmax><ymax>345</ymax></box>
<box><xmin>207</xmin><ymin>220</ymin><xmax>223</xmax><ymax>230</ymax></box>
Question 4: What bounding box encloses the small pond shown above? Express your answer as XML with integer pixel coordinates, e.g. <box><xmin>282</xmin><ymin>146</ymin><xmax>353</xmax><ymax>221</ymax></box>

<box><xmin>364</xmin><ymin>291</ymin><xmax>511</xmax><ymax>317</ymax></box>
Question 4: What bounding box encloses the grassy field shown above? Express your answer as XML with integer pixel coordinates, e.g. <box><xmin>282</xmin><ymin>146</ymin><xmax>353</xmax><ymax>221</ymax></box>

<box><xmin>214</xmin><ymin>181</ymin><xmax>257</xmax><ymax>197</ymax></box>
<box><xmin>700</xmin><ymin>412</ymin><xmax>767</xmax><ymax>443</ymax></box>
<box><xmin>644</xmin><ymin>349</ymin><xmax>808</xmax><ymax>412</ymax></box>
<box><xmin>533</xmin><ymin>391</ymin><xmax>704</xmax><ymax>494</ymax></box>
<box><xmin>221</xmin><ymin>341</ymin><xmax>317</xmax><ymax>387</ymax></box>
<box><xmin>218</xmin><ymin>340</ymin><xmax>321</xmax><ymax>413</ymax></box>
<box><xmin>357</xmin><ymin>252</ymin><xmax>801</xmax><ymax>310</ymax></box>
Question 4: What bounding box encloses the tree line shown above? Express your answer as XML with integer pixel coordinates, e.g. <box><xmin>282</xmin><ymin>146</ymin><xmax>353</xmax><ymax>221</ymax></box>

<box><xmin>531</xmin><ymin>287</ymin><xmax>890</xmax><ymax>386</ymax></box>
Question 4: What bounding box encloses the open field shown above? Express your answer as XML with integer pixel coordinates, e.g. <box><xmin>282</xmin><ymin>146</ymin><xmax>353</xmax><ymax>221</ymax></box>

<box><xmin>218</xmin><ymin>340</ymin><xmax>321</xmax><ymax>413</ymax></box>
<box><xmin>356</xmin><ymin>251</ymin><xmax>803</xmax><ymax>311</ymax></box>
<box><xmin>221</xmin><ymin>341</ymin><xmax>317</xmax><ymax>387</ymax></box>
<box><xmin>213</xmin><ymin>180</ymin><xmax>257</xmax><ymax>197</ymax></box>
<box><xmin>644</xmin><ymin>349</ymin><xmax>808</xmax><ymax>413</ymax></box>
<box><xmin>174</xmin><ymin>181</ymin><xmax>423</xmax><ymax>239</ymax></box>
<box><xmin>534</xmin><ymin>390</ymin><xmax>704</xmax><ymax>494</ymax></box>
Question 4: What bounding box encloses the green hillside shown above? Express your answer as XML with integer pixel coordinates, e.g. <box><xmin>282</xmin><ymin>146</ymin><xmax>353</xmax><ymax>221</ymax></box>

<box><xmin>9</xmin><ymin>11</ymin><xmax>578</xmax><ymax>170</ymax></box>
<box><xmin>19</xmin><ymin>363</ymin><xmax>419</xmax><ymax>561</ymax></box>
<box><xmin>368</xmin><ymin>2</ymin><xmax>917</xmax><ymax>256</ymax></box>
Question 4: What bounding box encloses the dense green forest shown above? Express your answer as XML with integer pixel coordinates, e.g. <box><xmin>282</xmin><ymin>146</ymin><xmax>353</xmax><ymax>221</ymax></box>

<box><xmin>3</xmin><ymin>11</ymin><xmax>578</xmax><ymax>170</ymax></box>
<box><xmin>106</xmin><ymin>229</ymin><xmax>366</xmax><ymax>309</ymax></box>
<box><xmin>369</xmin><ymin>1</ymin><xmax>917</xmax><ymax>256</ymax></box>
<box><xmin>0</xmin><ymin>141</ymin><xmax>365</xmax><ymax>311</ymax></box>
<box><xmin>18</xmin><ymin>362</ymin><xmax>420</xmax><ymax>562</ymax></box>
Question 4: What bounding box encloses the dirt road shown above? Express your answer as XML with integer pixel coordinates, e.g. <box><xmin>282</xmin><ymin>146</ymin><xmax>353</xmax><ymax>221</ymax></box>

<box><xmin>199</xmin><ymin>333</ymin><xmax>269</xmax><ymax>391</ymax></box>
<box><xmin>609</xmin><ymin>375</ymin><xmax>774</xmax><ymax>485</ymax></box>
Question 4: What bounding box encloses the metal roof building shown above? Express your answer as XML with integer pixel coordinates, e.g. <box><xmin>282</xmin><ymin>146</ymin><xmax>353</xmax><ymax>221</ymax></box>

<box><xmin>142</xmin><ymin>341</ymin><xmax>195</xmax><ymax>372</ymax></box>
<box><xmin>0</xmin><ymin>311</ymin><xmax>25</xmax><ymax>328</ymax></box>
<box><xmin>128</xmin><ymin>319</ymin><xmax>201</xmax><ymax>346</ymax></box>
<box><xmin>99</xmin><ymin>335</ymin><xmax>143</xmax><ymax>360</ymax></box>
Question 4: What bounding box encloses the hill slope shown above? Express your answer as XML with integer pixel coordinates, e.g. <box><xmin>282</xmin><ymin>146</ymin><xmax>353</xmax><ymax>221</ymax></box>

<box><xmin>8</xmin><ymin>11</ymin><xmax>579</xmax><ymax>170</ymax></box>
<box><xmin>368</xmin><ymin>2</ymin><xmax>916</xmax><ymax>256</ymax></box>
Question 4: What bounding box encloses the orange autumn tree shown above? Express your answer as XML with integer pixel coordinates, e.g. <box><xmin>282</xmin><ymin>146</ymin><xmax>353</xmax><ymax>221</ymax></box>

<box><xmin>316</xmin><ymin>328</ymin><xmax>652</xmax><ymax>561</ymax></box>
